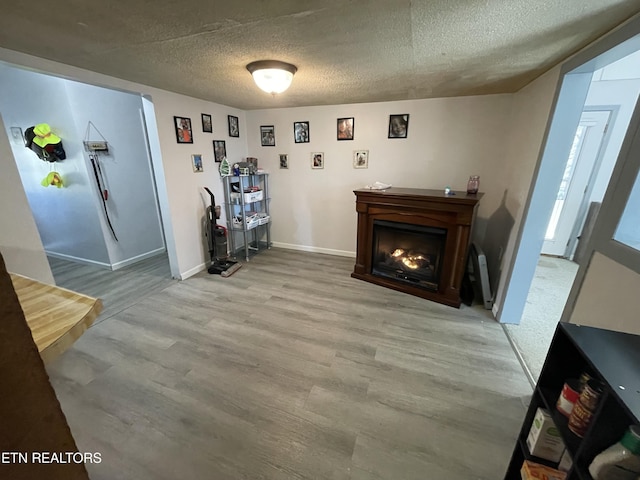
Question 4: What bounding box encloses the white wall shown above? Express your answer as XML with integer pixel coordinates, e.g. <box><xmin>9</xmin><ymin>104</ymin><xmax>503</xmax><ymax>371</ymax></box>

<box><xmin>615</xmin><ymin>168</ymin><xmax>640</xmax><ymax>249</ymax></box>
<box><xmin>570</xmin><ymin>252</ymin><xmax>640</xmax><ymax>334</ymax></box>
<box><xmin>0</xmin><ymin>64</ymin><xmax>168</xmax><ymax>269</ymax></box>
<box><xmin>0</xmin><ymin>64</ymin><xmax>110</xmax><ymax>265</ymax></box>
<box><xmin>0</xmin><ymin>48</ymin><xmax>248</xmax><ymax>279</ymax></box>
<box><xmin>478</xmin><ymin>67</ymin><xmax>562</xmax><ymax>311</ymax></box>
<box><xmin>245</xmin><ymin>96</ymin><xmax>513</xmax><ymax>255</ymax></box>
<box><xmin>64</xmin><ymin>80</ymin><xmax>165</xmax><ymax>268</ymax></box>
<box><xmin>595</xmin><ymin>49</ymin><xmax>640</xmax><ymax>81</ymax></box>
<box><xmin>0</xmin><ymin>46</ymin><xmax>563</xmax><ymax>300</ymax></box>
<box><xmin>0</xmin><ymin>114</ymin><xmax>54</xmax><ymax>283</ymax></box>
<box><xmin>585</xmin><ymin>78</ymin><xmax>640</xmax><ymax>202</ymax></box>
<box><xmin>147</xmin><ymin>94</ymin><xmax>247</xmax><ymax>278</ymax></box>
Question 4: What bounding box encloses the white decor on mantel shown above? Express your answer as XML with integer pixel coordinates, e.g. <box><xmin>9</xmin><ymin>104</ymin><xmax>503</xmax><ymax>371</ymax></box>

<box><xmin>365</xmin><ymin>182</ymin><xmax>392</xmax><ymax>190</ymax></box>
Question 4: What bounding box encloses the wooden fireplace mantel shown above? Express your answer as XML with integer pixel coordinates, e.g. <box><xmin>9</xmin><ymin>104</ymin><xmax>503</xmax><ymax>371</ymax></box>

<box><xmin>352</xmin><ymin>187</ymin><xmax>483</xmax><ymax>308</ymax></box>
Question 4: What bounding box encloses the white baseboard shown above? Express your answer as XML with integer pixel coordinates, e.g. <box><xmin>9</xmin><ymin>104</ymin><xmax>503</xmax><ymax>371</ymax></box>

<box><xmin>179</xmin><ymin>262</ymin><xmax>207</xmax><ymax>280</ymax></box>
<box><xmin>501</xmin><ymin>324</ymin><xmax>536</xmax><ymax>389</ymax></box>
<box><xmin>271</xmin><ymin>242</ymin><xmax>355</xmax><ymax>258</ymax></box>
<box><xmin>177</xmin><ymin>244</ymin><xmax>354</xmax><ymax>281</ymax></box>
<box><xmin>45</xmin><ymin>251</ymin><xmax>111</xmax><ymax>269</ymax></box>
<box><xmin>111</xmin><ymin>248</ymin><xmax>166</xmax><ymax>270</ymax></box>
<box><xmin>47</xmin><ymin>248</ymin><xmax>167</xmax><ymax>271</ymax></box>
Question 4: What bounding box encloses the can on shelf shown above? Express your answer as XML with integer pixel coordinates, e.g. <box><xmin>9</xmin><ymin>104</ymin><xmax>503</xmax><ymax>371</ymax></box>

<box><xmin>567</xmin><ymin>400</ymin><xmax>595</xmax><ymax>437</ymax></box>
<box><xmin>579</xmin><ymin>379</ymin><xmax>603</xmax><ymax>411</ymax></box>
<box><xmin>556</xmin><ymin>379</ymin><xmax>581</xmax><ymax>417</ymax></box>
<box><xmin>567</xmin><ymin>379</ymin><xmax>604</xmax><ymax>437</ymax></box>
<box><xmin>579</xmin><ymin>372</ymin><xmax>592</xmax><ymax>391</ymax></box>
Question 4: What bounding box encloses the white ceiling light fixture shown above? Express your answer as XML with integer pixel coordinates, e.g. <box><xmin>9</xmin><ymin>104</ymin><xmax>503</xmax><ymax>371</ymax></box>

<box><xmin>246</xmin><ymin>60</ymin><xmax>297</xmax><ymax>95</ymax></box>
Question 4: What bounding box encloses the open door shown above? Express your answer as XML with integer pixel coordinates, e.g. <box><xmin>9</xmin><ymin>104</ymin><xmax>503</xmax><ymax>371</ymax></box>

<box><xmin>563</xmin><ymin>94</ymin><xmax>640</xmax><ymax>334</ymax></box>
<box><xmin>498</xmin><ymin>21</ymin><xmax>640</xmax><ymax>326</ymax></box>
<box><xmin>543</xmin><ymin>110</ymin><xmax>611</xmax><ymax>257</ymax></box>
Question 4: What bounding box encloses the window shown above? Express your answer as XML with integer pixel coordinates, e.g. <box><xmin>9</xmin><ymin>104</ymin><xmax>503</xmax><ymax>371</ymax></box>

<box><xmin>613</xmin><ymin>168</ymin><xmax>640</xmax><ymax>251</ymax></box>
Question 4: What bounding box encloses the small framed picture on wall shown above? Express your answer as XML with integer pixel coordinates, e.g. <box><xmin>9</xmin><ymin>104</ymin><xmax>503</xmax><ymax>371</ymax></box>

<box><xmin>337</xmin><ymin>117</ymin><xmax>354</xmax><ymax>140</ymax></box>
<box><xmin>294</xmin><ymin>121</ymin><xmax>310</xmax><ymax>143</ymax></box>
<box><xmin>174</xmin><ymin>116</ymin><xmax>193</xmax><ymax>144</ymax></box>
<box><xmin>311</xmin><ymin>152</ymin><xmax>324</xmax><ymax>169</ymax></box>
<box><xmin>192</xmin><ymin>154</ymin><xmax>204</xmax><ymax>173</ymax></box>
<box><xmin>388</xmin><ymin>114</ymin><xmax>409</xmax><ymax>139</ymax></box>
<box><xmin>201</xmin><ymin>114</ymin><xmax>212</xmax><ymax>133</ymax></box>
<box><xmin>279</xmin><ymin>154</ymin><xmax>289</xmax><ymax>169</ymax></box>
<box><xmin>213</xmin><ymin>140</ymin><xmax>226</xmax><ymax>163</ymax></box>
<box><xmin>228</xmin><ymin>115</ymin><xmax>239</xmax><ymax>137</ymax></box>
<box><xmin>260</xmin><ymin>125</ymin><xmax>275</xmax><ymax>146</ymax></box>
<box><xmin>353</xmin><ymin>150</ymin><xmax>369</xmax><ymax>169</ymax></box>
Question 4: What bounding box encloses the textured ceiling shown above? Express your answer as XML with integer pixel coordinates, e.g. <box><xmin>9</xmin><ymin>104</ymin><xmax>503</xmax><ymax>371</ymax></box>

<box><xmin>0</xmin><ymin>1</ymin><xmax>639</xmax><ymax>110</ymax></box>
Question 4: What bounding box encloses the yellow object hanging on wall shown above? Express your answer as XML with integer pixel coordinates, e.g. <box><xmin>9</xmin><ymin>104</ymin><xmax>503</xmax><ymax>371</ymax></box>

<box><xmin>32</xmin><ymin>124</ymin><xmax>62</xmax><ymax>148</ymax></box>
<box><xmin>41</xmin><ymin>172</ymin><xmax>63</xmax><ymax>188</ymax></box>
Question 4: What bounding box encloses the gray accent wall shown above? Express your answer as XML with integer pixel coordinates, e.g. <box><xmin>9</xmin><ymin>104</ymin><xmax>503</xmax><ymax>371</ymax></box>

<box><xmin>0</xmin><ymin>64</ymin><xmax>164</xmax><ymax>269</ymax></box>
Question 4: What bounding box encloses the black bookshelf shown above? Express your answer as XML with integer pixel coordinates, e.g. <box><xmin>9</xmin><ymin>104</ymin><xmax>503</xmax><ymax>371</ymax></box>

<box><xmin>504</xmin><ymin>323</ymin><xmax>640</xmax><ymax>479</ymax></box>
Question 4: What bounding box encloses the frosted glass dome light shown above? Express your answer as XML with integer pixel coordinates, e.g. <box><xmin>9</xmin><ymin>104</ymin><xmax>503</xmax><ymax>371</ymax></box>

<box><xmin>247</xmin><ymin>60</ymin><xmax>297</xmax><ymax>95</ymax></box>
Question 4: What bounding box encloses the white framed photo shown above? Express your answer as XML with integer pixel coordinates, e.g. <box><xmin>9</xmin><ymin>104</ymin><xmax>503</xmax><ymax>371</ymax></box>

<box><xmin>353</xmin><ymin>150</ymin><xmax>368</xmax><ymax>169</ymax></box>
<box><xmin>311</xmin><ymin>152</ymin><xmax>324</xmax><ymax>169</ymax></box>
<box><xmin>192</xmin><ymin>154</ymin><xmax>204</xmax><ymax>172</ymax></box>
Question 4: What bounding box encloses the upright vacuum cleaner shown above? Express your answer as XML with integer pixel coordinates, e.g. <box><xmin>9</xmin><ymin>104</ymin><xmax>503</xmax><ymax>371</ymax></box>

<box><xmin>204</xmin><ymin>187</ymin><xmax>242</xmax><ymax>277</ymax></box>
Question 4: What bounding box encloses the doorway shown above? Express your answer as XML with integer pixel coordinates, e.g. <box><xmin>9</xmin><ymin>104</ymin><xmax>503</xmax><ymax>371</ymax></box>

<box><xmin>543</xmin><ymin>110</ymin><xmax>612</xmax><ymax>258</ymax></box>
<box><xmin>0</xmin><ymin>62</ymin><xmax>178</xmax><ymax>320</ymax></box>
<box><xmin>500</xmin><ymin>29</ymin><xmax>640</xmax><ymax>383</ymax></box>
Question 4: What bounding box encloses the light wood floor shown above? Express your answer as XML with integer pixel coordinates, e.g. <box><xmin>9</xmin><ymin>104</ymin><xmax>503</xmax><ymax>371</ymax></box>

<box><xmin>48</xmin><ymin>253</ymin><xmax>175</xmax><ymax>325</ymax></box>
<box><xmin>47</xmin><ymin>248</ymin><xmax>531</xmax><ymax>480</ymax></box>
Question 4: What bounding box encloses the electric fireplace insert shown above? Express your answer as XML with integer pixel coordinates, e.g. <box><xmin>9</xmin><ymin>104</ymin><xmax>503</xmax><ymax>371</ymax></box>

<box><xmin>371</xmin><ymin>220</ymin><xmax>446</xmax><ymax>291</ymax></box>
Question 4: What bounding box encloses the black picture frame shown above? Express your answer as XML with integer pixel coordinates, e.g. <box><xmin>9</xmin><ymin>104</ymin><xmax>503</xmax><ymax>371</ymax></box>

<box><xmin>174</xmin><ymin>116</ymin><xmax>193</xmax><ymax>144</ymax></box>
<box><xmin>213</xmin><ymin>140</ymin><xmax>226</xmax><ymax>163</ymax></box>
<box><xmin>388</xmin><ymin>114</ymin><xmax>409</xmax><ymax>139</ymax></box>
<box><xmin>279</xmin><ymin>154</ymin><xmax>289</xmax><ymax>169</ymax></box>
<box><xmin>260</xmin><ymin>125</ymin><xmax>276</xmax><ymax>146</ymax></box>
<box><xmin>337</xmin><ymin>117</ymin><xmax>354</xmax><ymax>141</ymax></box>
<box><xmin>228</xmin><ymin>115</ymin><xmax>239</xmax><ymax>137</ymax></box>
<box><xmin>201</xmin><ymin>114</ymin><xmax>212</xmax><ymax>133</ymax></box>
<box><xmin>294</xmin><ymin>121</ymin><xmax>310</xmax><ymax>143</ymax></box>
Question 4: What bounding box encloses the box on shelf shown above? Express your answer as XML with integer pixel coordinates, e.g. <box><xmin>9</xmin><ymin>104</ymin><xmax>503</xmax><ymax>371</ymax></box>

<box><xmin>230</xmin><ymin>189</ymin><xmax>263</xmax><ymax>203</ymax></box>
<box><xmin>557</xmin><ymin>449</ymin><xmax>573</xmax><ymax>473</ymax></box>
<box><xmin>526</xmin><ymin>408</ymin><xmax>565</xmax><ymax>463</ymax></box>
<box><xmin>520</xmin><ymin>460</ymin><xmax>567</xmax><ymax>480</ymax></box>
<box><xmin>232</xmin><ymin>214</ymin><xmax>259</xmax><ymax>230</ymax></box>
<box><xmin>257</xmin><ymin>213</ymin><xmax>270</xmax><ymax>225</ymax></box>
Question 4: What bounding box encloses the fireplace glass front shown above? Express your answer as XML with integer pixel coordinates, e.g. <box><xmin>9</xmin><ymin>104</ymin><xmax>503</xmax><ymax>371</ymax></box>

<box><xmin>371</xmin><ymin>220</ymin><xmax>447</xmax><ymax>291</ymax></box>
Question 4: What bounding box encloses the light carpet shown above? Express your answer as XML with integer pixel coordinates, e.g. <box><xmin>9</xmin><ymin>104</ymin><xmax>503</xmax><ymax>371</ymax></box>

<box><xmin>504</xmin><ymin>256</ymin><xmax>579</xmax><ymax>382</ymax></box>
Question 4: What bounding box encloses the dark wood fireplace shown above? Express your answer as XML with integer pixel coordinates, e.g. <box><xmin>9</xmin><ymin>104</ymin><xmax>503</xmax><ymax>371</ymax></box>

<box><xmin>352</xmin><ymin>188</ymin><xmax>482</xmax><ymax>308</ymax></box>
